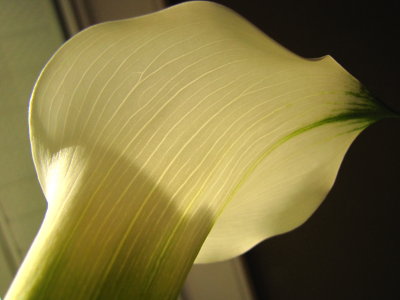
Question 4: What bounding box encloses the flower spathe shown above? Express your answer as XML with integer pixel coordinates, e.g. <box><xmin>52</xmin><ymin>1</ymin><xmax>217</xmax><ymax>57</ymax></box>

<box><xmin>6</xmin><ymin>2</ymin><xmax>397</xmax><ymax>300</ymax></box>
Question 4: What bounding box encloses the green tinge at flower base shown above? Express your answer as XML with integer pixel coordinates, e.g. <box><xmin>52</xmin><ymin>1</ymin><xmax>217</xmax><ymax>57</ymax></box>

<box><xmin>5</xmin><ymin>1</ymin><xmax>398</xmax><ymax>300</ymax></box>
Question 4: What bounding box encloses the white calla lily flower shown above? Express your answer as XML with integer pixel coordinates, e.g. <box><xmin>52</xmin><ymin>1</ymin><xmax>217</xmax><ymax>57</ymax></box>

<box><xmin>5</xmin><ymin>2</ymin><xmax>398</xmax><ymax>300</ymax></box>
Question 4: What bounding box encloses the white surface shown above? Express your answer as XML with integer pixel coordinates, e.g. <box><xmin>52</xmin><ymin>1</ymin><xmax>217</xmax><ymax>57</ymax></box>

<box><xmin>183</xmin><ymin>258</ymin><xmax>255</xmax><ymax>300</ymax></box>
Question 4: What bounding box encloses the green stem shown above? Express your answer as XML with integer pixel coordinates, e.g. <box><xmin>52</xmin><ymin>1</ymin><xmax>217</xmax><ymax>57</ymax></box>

<box><xmin>5</xmin><ymin>148</ymin><xmax>214</xmax><ymax>300</ymax></box>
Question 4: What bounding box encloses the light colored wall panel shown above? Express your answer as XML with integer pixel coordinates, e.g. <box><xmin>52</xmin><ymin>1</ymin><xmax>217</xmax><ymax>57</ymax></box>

<box><xmin>0</xmin><ymin>246</ymin><xmax>13</xmax><ymax>298</ymax></box>
<box><xmin>0</xmin><ymin>0</ymin><xmax>64</xmax><ymax>296</ymax></box>
<box><xmin>183</xmin><ymin>258</ymin><xmax>255</xmax><ymax>300</ymax></box>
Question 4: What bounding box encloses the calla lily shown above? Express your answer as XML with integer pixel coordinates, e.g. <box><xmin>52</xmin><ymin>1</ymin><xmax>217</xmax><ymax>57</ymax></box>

<box><xmin>5</xmin><ymin>1</ymin><xmax>398</xmax><ymax>300</ymax></box>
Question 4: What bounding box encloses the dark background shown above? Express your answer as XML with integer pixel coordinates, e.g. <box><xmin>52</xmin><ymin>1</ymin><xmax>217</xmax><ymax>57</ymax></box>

<box><xmin>166</xmin><ymin>1</ymin><xmax>400</xmax><ymax>299</ymax></box>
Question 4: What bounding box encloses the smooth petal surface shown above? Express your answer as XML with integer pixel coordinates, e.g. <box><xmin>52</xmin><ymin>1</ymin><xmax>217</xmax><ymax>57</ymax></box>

<box><xmin>6</xmin><ymin>1</ymin><xmax>397</xmax><ymax>300</ymax></box>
